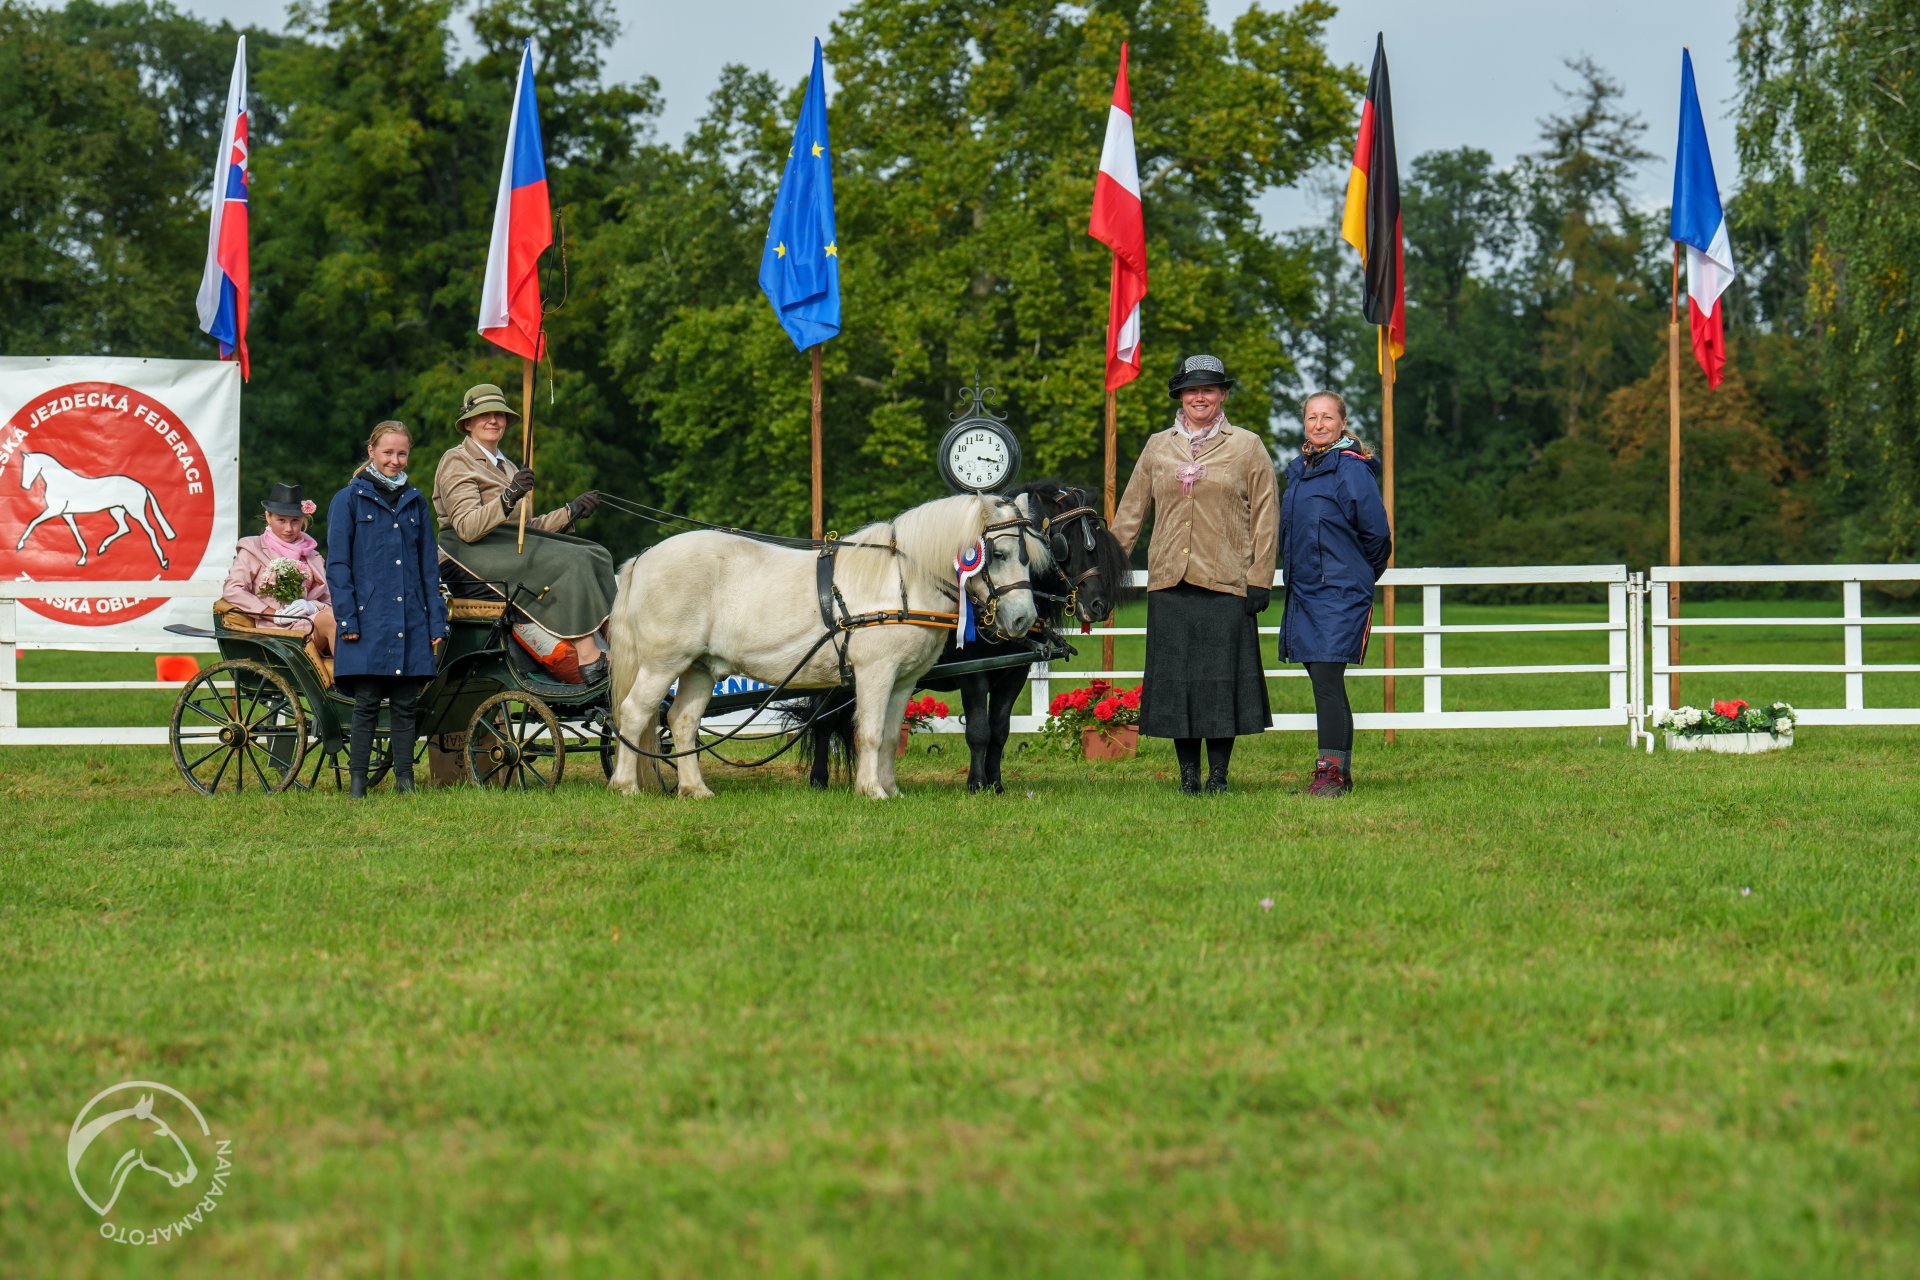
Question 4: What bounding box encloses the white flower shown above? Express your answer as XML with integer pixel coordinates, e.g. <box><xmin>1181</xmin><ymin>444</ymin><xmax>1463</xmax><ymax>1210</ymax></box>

<box><xmin>1773</xmin><ymin>701</ymin><xmax>1795</xmax><ymax>715</ymax></box>
<box><xmin>1774</xmin><ymin>718</ymin><xmax>1792</xmax><ymax>734</ymax></box>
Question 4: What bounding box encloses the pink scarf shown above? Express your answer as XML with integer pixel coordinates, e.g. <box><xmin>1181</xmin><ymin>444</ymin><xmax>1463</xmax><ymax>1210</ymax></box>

<box><xmin>260</xmin><ymin>527</ymin><xmax>320</xmax><ymax>576</ymax></box>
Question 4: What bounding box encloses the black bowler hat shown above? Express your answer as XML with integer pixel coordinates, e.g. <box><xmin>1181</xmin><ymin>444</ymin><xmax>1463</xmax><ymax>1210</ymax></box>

<box><xmin>1167</xmin><ymin>353</ymin><xmax>1237</xmax><ymax>397</ymax></box>
<box><xmin>261</xmin><ymin>482</ymin><xmax>309</xmax><ymax>517</ymax></box>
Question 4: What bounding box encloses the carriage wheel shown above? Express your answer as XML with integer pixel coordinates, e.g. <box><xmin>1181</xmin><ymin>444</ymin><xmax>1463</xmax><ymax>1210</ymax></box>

<box><xmin>170</xmin><ymin>660</ymin><xmax>308</xmax><ymax>795</ymax></box>
<box><xmin>466</xmin><ymin>692</ymin><xmax>565</xmax><ymax>790</ymax></box>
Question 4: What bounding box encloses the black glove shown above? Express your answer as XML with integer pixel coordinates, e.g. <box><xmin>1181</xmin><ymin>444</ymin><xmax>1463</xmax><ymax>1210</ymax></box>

<box><xmin>500</xmin><ymin>467</ymin><xmax>537</xmax><ymax>513</ymax></box>
<box><xmin>568</xmin><ymin>490</ymin><xmax>602</xmax><ymax>521</ymax></box>
<box><xmin>1245</xmin><ymin>587</ymin><xmax>1271</xmax><ymax>615</ymax></box>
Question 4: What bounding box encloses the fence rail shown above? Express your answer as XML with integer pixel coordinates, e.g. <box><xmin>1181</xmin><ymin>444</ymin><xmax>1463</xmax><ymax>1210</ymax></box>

<box><xmin>4</xmin><ymin>566</ymin><xmax>1916</xmax><ymax>751</ymax></box>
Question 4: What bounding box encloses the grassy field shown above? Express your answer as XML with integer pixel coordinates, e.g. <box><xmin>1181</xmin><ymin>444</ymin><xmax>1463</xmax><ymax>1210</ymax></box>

<box><xmin>1</xmin><ymin>604</ymin><xmax>1916</xmax><ymax>1277</ymax></box>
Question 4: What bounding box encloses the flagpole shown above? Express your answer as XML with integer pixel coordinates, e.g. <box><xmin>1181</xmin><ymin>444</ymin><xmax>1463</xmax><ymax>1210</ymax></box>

<box><xmin>1668</xmin><ymin>243</ymin><xmax>1682</xmax><ymax>706</ymax></box>
<box><xmin>1102</xmin><ymin>390</ymin><xmax>1117</xmax><ymax>673</ymax></box>
<box><xmin>809</xmin><ymin>346</ymin><xmax>825</xmax><ymax>541</ymax></box>
<box><xmin>517</xmin><ymin>355</ymin><xmax>534</xmax><ymax>553</ymax></box>
<box><xmin>1380</xmin><ymin>331</ymin><xmax>1396</xmax><ymax>743</ymax></box>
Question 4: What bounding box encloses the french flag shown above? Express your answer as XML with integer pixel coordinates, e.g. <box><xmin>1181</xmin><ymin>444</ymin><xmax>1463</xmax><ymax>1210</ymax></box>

<box><xmin>1671</xmin><ymin>49</ymin><xmax>1735</xmax><ymax>389</ymax></box>
<box><xmin>195</xmin><ymin>36</ymin><xmax>249</xmax><ymax>380</ymax></box>
<box><xmin>478</xmin><ymin>39</ymin><xmax>551</xmax><ymax>361</ymax></box>
<box><xmin>1088</xmin><ymin>42</ymin><xmax>1147</xmax><ymax>392</ymax></box>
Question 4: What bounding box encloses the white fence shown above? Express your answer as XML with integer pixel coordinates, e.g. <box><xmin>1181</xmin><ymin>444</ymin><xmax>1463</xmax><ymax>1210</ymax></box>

<box><xmin>5</xmin><ymin>567</ymin><xmax>1917</xmax><ymax>750</ymax></box>
<box><xmin>1649</xmin><ymin>565</ymin><xmax>1920</xmax><ymax>742</ymax></box>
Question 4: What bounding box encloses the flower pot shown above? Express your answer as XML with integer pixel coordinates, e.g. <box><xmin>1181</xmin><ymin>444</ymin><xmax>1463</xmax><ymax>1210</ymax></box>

<box><xmin>897</xmin><ymin>727</ymin><xmax>911</xmax><ymax>758</ymax></box>
<box><xmin>1081</xmin><ymin>724</ymin><xmax>1138</xmax><ymax>761</ymax></box>
<box><xmin>1664</xmin><ymin>730</ymin><xmax>1793</xmax><ymax>754</ymax></box>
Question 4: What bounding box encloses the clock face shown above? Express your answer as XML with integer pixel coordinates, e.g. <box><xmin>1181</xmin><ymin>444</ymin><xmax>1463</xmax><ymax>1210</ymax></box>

<box><xmin>948</xmin><ymin>427</ymin><xmax>1012</xmax><ymax>490</ymax></box>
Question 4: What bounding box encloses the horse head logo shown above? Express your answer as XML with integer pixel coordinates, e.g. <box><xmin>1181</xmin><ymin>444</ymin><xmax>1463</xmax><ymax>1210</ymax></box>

<box><xmin>67</xmin><ymin>1082</ymin><xmax>208</xmax><ymax>1217</ymax></box>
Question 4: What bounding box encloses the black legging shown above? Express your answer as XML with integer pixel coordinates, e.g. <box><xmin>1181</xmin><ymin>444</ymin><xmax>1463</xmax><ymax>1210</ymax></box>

<box><xmin>347</xmin><ymin>676</ymin><xmax>422</xmax><ymax>778</ymax></box>
<box><xmin>1305</xmin><ymin>661</ymin><xmax>1353</xmax><ymax>753</ymax></box>
<box><xmin>1173</xmin><ymin>736</ymin><xmax>1236</xmax><ymax>774</ymax></box>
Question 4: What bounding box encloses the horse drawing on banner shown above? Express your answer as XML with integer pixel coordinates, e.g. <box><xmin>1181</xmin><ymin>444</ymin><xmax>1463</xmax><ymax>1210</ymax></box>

<box><xmin>15</xmin><ymin>451</ymin><xmax>177</xmax><ymax>569</ymax></box>
<box><xmin>607</xmin><ymin>493</ymin><xmax>1051</xmax><ymax>800</ymax></box>
<box><xmin>65</xmin><ymin>1093</ymin><xmax>198</xmax><ymax>1216</ymax></box>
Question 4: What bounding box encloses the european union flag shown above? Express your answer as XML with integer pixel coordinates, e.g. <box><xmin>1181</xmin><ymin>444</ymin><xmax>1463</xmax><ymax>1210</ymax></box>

<box><xmin>758</xmin><ymin>38</ymin><xmax>840</xmax><ymax>351</ymax></box>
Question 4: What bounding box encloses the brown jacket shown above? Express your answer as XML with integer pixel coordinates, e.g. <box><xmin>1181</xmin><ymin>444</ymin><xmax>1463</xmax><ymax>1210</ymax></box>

<box><xmin>432</xmin><ymin>436</ymin><xmax>576</xmax><ymax>544</ymax></box>
<box><xmin>1110</xmin><ymin>423</ymin><xmax>1278</xmax><ymax>595</ymax></box>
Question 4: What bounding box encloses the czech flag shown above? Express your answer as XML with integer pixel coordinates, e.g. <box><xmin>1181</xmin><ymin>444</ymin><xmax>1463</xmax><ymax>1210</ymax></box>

<box><xmin>1341</xmin><ymin>34</ymin><xmax>1404</xmax><ymax>371</ymax></box>
<box><xmin>478</xmin><ymin>39</ymin><xmax>551</xmax><ymax>361</ymax></box>
<box><xmin>195</xmin><ymin>36</ymin><xmax>249</xmax><ymax>380</ymax></box>
<box><xmin>1088</xmin><ymin>42</ymin><xmax>1147</xmax><ymax>392</ymax></box>
<box><xmin>1671</xmin><ymin>49</ymin><xmax>1736</xmax><ymax>389</ymax></box>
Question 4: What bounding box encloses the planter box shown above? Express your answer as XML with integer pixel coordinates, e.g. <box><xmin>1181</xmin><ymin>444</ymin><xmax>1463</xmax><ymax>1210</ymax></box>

<box><xmin>1082</xmin><ymin>725</ymin><xmax>1139</xmax><ymax>761</ymax></box>
<box><xmin>1664</xmin><ymin>730</ymin><xmax>1793</xmax><ymax>754</ymax></box>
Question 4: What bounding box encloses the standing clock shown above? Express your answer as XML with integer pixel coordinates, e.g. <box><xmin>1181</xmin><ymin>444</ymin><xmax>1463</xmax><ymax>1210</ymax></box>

<box><xmin>937</xmin><ymin>377</ymin><xmax>1022</xmax><ymax>494</ymax></box>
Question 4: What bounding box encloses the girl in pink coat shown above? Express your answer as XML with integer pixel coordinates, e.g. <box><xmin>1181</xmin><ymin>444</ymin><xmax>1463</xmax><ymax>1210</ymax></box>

<box><xmin>222</xmin><ymin>482</ymin><xmax>337</xmax><ymax>656</ymax></box>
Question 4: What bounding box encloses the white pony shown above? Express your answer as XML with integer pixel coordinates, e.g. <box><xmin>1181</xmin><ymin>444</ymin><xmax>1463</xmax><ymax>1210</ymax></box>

<box><xmin>607</xmin><ymin>493</ymin><xmax>1050</xmax><ymax>800</ymax></box>
<box><xmin>15</xmin><ymin>451</ymin><xmax>177</xmax><ymax>569</ymax></box>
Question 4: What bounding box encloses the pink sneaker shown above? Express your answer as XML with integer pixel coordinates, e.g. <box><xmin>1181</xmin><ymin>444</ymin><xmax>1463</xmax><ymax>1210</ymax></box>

<box><xmin>1306</xmin><ymin>756</ymin><xmax>1351</xmax><ymax>797</ymax></box>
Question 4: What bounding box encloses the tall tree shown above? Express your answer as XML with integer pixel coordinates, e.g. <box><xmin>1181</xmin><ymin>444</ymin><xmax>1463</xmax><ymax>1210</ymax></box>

<box><xmin>1739</xmin><ymin>0</ymin><xmax>1920</xmax><ymax>560</ymax></box>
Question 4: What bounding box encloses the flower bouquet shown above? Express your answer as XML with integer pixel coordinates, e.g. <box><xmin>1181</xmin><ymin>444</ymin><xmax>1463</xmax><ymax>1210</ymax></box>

<box><xmin>1040</xmin><ymin>679</ymin><xmax>1143</xmax><ymax>760</ymax></box>
<box><xmin>1659</xmin><ymin>699</ymin><xmax>1796</xmax><ymax>754</ymax></box>
<box><xmin>898</xmin><ymin>694</ymin><xmax>949</xmax><ymax>756</ymax></box>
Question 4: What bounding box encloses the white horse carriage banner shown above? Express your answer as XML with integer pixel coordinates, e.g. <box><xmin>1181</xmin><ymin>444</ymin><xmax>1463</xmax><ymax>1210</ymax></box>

<box><xmin>0</xmin><ymin>356</ymin><xmax>239</xmax><ymax>648</ymax></box>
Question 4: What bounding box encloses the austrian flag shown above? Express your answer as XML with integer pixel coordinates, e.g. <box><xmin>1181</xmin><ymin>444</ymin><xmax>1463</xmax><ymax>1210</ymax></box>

<box><xmin>1088</xmin><ymin>42</ymin><xmax>1147</xmax><ymax>392</ymax></box>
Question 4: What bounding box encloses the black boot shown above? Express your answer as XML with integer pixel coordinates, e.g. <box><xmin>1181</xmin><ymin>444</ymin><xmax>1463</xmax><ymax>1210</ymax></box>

<box><xmin>347</xmin><ymin>679</ymin><xmax>379</xmax><ymax>800</ymax></box>
<box><xmin>579</xmin><ymin>656</ymin><xmax>609</xmax><ymax>685</ymax></box>
<box><xmin>1178</xmin><ymin>762</ymin><xmax>1202</xmax><ymax>795</ymax></box>
<box><xmin>1205</xmin><ymin>763</ymin><xmax>1229</xmax><ymax>795</ymax></box>
<box><xmin>349</xmin><ymin>771</ymin><xmax>368</xmax><ymax>800</ymax></box>
<box><xmin>394</xmin><ymin>773</ymin><xmax>416</xmax><ymax>794</ymax></box>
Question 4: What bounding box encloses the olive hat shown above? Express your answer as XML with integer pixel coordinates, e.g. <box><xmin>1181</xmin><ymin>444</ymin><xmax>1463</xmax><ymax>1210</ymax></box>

<box><xmin>456</xmin><ymin>383</ymin><xmax>520</xmax><ymax>426</ymax></box>
<box><xmin>1166</xmin><ymin>353</ymin><xmax>1237</xmax><ymax>398</ymax></box>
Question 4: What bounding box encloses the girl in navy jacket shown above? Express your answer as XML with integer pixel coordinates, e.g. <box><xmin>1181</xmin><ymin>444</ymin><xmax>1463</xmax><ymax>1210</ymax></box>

<box><xmin>326</xmin><ymin>421</ymin><xmax>447</xmax><ymax>797</ymax></box>
<box><xmin>1278</xmin><ymin>392</ymin><xmax>1392</xmax><ymax>796</ymax></box>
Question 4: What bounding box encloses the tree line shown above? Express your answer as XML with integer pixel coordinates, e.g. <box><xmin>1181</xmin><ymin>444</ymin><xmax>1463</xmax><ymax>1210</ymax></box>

<box><xmin>2</xmin><ymin>0</ymin><xmax>1913</xmax><ymax>569</ymax></box>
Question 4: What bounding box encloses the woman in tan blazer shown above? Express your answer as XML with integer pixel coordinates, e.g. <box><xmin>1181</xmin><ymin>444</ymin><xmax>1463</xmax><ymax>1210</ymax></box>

<box><xmin>1110</xmin><ymin>354</ymin><xmax>1278</xmax><ymax>794</ymax></box>
<box><xmin>433</xmin><ymin>384</ymin><xmax>617</xmax><ymax>683</ymax></box>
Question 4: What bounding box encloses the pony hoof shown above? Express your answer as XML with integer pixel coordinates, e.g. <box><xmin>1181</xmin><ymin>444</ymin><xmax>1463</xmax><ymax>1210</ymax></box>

<box><xmin>678</xmin><ymin>785</ymin><xmax>715</xmax><ymax>800</ymax></box>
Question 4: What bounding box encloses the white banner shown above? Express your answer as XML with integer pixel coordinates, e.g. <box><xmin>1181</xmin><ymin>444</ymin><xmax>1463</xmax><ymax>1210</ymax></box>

<box><xmin>0</xmin><ymin>357</ymin><xmax>239</xmax><ymax>649</ymax></box>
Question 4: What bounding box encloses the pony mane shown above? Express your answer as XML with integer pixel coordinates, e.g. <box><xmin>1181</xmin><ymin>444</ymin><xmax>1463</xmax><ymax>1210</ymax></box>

<box><xmin>834</xmin><ymin>492</ymin><xmax>1049</xmax><ymax>603</ymax></box>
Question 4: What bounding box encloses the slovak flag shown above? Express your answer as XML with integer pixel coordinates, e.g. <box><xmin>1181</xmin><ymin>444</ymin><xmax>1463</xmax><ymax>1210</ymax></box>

<box><xmin>1671</xmin><ymin>48</ymin><xmax>1735</xmax><ymax>389</ymax></box>
<box><xmin>478</xmin><ymin>38</ymin><xmax>552</xmax><ymax>361</ymax></box>
<box><xmin>1088</xmin><ymin>42</ymin><xmax>1147</xmax><ymax>392</ymax></box>
<box><xmin>195</xmin><ymin>36</ymin><xmax>249</xmax><ymax>380</ymax></box>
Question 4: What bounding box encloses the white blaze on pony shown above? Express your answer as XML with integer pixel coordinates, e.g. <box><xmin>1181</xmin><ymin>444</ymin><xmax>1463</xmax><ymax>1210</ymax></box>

<box><xmin>15</xmin><ymin>451</ymin><xmax>177</xmax><ymax>569</ymax></box>
<box><xmin>606</xmin><ymin>493</ymin><xmax>1051</xmax><ymax>800</ymax></box>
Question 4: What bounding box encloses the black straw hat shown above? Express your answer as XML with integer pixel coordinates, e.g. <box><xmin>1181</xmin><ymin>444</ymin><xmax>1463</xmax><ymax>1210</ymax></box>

<box><xmin>261</xmin><ymin>482</ymin><xmax>309</xmax><ymax>517</ymax></box>
<box><xmin>1167</xmin><ymin>353</ymin><xmax>1237</xmax><ymax>397</ymax></box>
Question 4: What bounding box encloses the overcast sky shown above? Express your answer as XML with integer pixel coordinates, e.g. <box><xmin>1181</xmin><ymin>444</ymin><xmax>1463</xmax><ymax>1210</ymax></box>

<box><xmin>165</xmin><ymin>0</ymin><xmax>1744</xmax><ymax>229</ymax></box>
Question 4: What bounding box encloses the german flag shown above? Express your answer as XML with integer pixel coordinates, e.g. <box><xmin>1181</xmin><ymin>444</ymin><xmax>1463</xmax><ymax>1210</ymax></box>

<box><xmin>1341</xmin><ymin>34</ymin><xmax>1404</xmax><ymax>370</ymax></box>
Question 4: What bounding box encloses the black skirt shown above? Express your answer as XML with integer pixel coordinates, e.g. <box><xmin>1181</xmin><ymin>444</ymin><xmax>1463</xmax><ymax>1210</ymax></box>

<box><xmin>1139</xmin><ymin>583</ymin><xmax>1272</xmax><ymax>738</ymax></box>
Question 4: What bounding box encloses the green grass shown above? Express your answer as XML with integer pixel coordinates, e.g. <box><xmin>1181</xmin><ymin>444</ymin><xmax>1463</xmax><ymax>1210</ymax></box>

<box><xmin>2</xmin><ymin>607</ymin><xmax>1917</xmax><ymax>1277</ymax></box>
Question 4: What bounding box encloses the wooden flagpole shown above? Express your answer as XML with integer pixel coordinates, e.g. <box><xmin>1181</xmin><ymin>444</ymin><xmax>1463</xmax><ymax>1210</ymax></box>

<box><xmin>1103</xmin><ymin>390</ymin><xmax>1117</xmax><ymax>673</ymax></box>
<box><xmin>810</xmin><ymin>346</ymin><xmax>825</xmax><ymax>541</ymax></box>
<box><xmin>1380</xmin><ymin>331</ymin><xmax>1396</xmax><ymax>743</ymax></box>
<box><xmin>516</xmin><ymin>354</ymin><xmax>534</xmax><ymax>553</ymax></box>
<box><xmin>1668</xmin><ymin>243</ymin><xmax>1683</xmax><ymax>706</ymax></box>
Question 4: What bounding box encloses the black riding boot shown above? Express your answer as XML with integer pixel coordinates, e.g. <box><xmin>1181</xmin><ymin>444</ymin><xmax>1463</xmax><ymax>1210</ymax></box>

<box><xmin>347</xmin><ymin>679</ymin><xmax>379</xmax><ymax>799</ymax></box>
<box><xmin>1205</xmin><ymin>736</ymin><xmax>1234</xmax><ymax>795</ymax></box>
<box><xmin>1174</xmin><ymin>737</ymin><xmax>1203</xmax><ymax>796</ymax></box>
<box><xmin>389</xmin><ymin>680</ymin><xmax>421</xmax><ymax>793</ymax></box>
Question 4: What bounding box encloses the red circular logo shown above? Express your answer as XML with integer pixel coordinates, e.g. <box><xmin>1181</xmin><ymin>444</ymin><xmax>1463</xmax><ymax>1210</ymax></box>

<box><xmin>1</xmin><ymin>382</ymin><xmax>217</xmax><ymax>626</ymax></box>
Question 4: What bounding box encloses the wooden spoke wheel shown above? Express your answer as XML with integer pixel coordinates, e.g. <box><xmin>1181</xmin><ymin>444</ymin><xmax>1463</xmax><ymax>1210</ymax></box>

<box><xmin>170</xmin><ymin>660</ymin><xmax>308</xmax><ymax>795</ymax></box>
<box><xmin>466</xmin><ymin>692</ymin><xmax>565</xmax><ymax>790</ymax></box>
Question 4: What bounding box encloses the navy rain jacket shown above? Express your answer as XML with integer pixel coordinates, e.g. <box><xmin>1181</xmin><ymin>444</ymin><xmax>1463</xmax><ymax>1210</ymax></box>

<box><xmin>326</xmin><ymin>472</ymin><xmax>447</xmax><ymax>680</ymax></box>
<box><xmin>1278</xmin><ymin>443</ymin><xmax>1393</xmax><ymax>664</ymax></box>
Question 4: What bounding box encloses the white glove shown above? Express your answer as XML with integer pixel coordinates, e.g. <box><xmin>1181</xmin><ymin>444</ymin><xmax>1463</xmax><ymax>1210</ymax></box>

<box><xmin>277</xmin><ymin>599</ymin><xmax>318</xmax><ymax>619</ymax></box>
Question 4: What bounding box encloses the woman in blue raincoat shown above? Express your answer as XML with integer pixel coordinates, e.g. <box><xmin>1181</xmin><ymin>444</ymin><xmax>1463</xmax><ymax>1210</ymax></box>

<box><xmin>1279</xmin><ymin>391</ymin><xmax>1392</xmax><ymax>797</ymax></box>
<box><xmin>326</xmin><ymin>420</ymin><xmax>447</xmax><ymax>798</ymax></box>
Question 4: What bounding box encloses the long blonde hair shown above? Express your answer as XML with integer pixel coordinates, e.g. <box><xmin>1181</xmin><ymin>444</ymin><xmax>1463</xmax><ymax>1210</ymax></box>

<box><xmin>1301</xmin><ymin>390</ymin><xmax>1374</xmax><ymax>458</ymax></box>
<box><xmin>354</xmin><ymin>420</ymin><xmax>413</xmax><ymax>478</ymax></box>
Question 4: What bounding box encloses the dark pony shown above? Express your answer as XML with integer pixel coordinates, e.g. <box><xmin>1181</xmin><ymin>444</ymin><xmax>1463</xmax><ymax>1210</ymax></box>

<box><xmin>800</xmin><ymin>480</ymin><xmax>1132</xmax><ymax>793</ymax></box>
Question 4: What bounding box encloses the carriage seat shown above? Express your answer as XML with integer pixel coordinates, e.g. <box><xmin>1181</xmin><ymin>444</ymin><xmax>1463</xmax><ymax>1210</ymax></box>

<box><xmin>212</xmin><ymin>601</ymin><xmax>334</xmax><ymax>688</ymax></box>
<box><xmin>446</xmin><ymin>596</ymin><xmax>508</xmax><ymax>623</ymax></box>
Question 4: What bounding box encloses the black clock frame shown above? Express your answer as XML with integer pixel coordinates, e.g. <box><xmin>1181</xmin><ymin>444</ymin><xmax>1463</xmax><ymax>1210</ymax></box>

<box><xmin>937</xmin><ymin>377</ymin><xmax>1022</xmax><ymax>495</ymax></box>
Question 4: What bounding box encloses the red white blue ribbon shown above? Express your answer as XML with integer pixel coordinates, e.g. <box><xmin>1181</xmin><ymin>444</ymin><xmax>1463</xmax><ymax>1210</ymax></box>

<box><xmin>955</xmin><ymin>539</ymin><xmax>986</xmax><ymax>648</ymax></box>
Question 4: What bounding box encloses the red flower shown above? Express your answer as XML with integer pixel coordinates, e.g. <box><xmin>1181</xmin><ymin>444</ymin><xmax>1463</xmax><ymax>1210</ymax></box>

<box><xmin>931</xmin><ymin>700</ymin><xmax>949</xmax><ymax>718</ymax></box>
<box><xmin>1089</xmin><ymin>679</ymin><xmax>1113</xmax><ymax>694</ymax></box>
<box><xmin>1068</xmin><ymin>689</ymin><xmax>1090</xmax><ymax>710</ymax></box>
<box><xmin>1712</xmin><ymin>698</ymin><xmax>1749</xmax><ymax>719</ymax></box>
<box><xmin>1119</xmin><ymin>686</ymin><xmax>1141</xmax><ymax>709</ymax></box>
<box><xmin>1049</xmin><ymin>693</ymin><xmax>1069</xmax><ymax>716</ymax></box>
<box><xmin>1092</xmin><ymin>697</ymin><xmax>1118</xmax><ymax>721</ymax></box>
